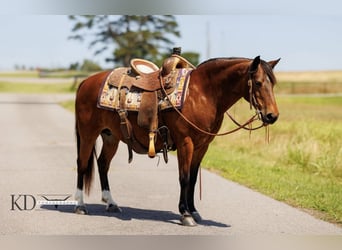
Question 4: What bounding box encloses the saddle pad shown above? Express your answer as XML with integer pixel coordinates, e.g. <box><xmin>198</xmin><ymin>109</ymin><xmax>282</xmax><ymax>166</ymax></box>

<box><xmin>97</xmin><ymin>68</ymin><xmax>192</xmax><ymax>112</ymax></box>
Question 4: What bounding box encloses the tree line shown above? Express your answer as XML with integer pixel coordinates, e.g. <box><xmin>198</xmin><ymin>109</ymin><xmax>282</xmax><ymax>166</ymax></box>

<box><xmin>68</xmin><ymin>15</ymin><xmax>199</xmax><ymax>70</ymax></box>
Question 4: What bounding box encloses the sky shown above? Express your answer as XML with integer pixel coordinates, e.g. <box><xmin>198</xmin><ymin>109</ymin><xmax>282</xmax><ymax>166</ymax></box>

<box><xmin>0</xmin><ymin>3</ymin><xmax>341</xmax><ymax>72</ymax></box>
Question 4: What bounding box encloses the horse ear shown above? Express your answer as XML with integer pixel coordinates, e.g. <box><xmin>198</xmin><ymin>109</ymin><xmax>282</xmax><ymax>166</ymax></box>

<box><xmin>268</xmin><ymin>58</ymin><xmax>281</xmax><ymax>69</ymax></box>
<box><xmin>249</xmin><ymin>56</ymin><xmax>260</xmax><ymax>73</ymax></box>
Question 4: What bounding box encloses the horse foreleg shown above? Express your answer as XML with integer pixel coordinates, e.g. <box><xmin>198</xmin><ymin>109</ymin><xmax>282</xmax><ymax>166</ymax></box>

<box><xmin>98</xmin><ymin>132</ymin><xmax>122</xmax><ymax>213</ymax></box>
<box><xmin>187</xmin><ymin>146</ymin><xmax>209</xmax><ymax>223</ymax></box>
<box><xmin>187</xmin><ymin>163</ymin><xmax>202</xmax><ymax>223</ymax></box>
<box><xmin>177</xmin><ymin>137</ymin><xmax>197</xmax><ymax>226</ymax></box>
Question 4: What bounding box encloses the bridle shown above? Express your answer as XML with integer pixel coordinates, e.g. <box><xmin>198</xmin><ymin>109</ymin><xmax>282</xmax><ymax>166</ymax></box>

<box><xmin>160</xmin><ymin>70</ymin><xmax>266</xmax><ymax>137</ymax></box>
<box><xmin>229</xmin><ymin>69</ymin><xmax>266</xmax><ymax>130</ymax></box>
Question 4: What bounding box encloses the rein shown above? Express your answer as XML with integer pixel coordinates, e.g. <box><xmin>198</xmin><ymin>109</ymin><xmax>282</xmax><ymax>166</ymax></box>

<box><xmin>160</xmin><ymin>72</ymin><xmax>265</xmax><ymax>137</ymax></box>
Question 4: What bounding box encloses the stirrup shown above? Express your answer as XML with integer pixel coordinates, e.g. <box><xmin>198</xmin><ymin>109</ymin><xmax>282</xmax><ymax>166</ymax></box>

<box><xmin>148</xmin><ymin>131</ymin><xmax>156</xmax><ymax>158</ymax></box>
<box><xmin>158</xmin><ymin>126</ymin><xmax>170</xmax><ymax>163</ymax></box>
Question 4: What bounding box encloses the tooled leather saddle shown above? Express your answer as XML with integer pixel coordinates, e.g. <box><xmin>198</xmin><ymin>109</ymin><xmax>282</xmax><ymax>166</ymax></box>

<box><xmin>101</xmin><ymin>52</ymin><xmax>195</xmax><ymax>163</ymax></box>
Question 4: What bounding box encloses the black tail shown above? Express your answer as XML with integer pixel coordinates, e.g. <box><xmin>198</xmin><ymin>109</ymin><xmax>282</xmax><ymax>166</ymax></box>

<box><xmin>75</xmin><ymin>82</ymin><xmax>95</xmax><ymax>195</ymax></box>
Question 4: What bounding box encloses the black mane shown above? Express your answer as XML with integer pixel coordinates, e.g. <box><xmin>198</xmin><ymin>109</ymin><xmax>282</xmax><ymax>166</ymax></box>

<box><xmin>197</xmin><ymin>57</ymin><xmax>277</xmax><ymax>85</ymax></box>
<box><xmin>196</xmin><ymin>57</ymin><xmax>248</xmax><ymax>67</ymax></box>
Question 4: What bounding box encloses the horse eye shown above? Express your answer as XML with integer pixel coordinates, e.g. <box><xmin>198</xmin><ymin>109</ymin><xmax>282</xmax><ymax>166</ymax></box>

<box><xmin>255</xmin><ymin>81</ymin><xmax>262</xmax><ymax>87</ymax></box>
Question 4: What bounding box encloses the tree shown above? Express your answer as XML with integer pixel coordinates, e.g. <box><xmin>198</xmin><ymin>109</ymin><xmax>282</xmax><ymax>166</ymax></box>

<box><xmin>179</xmin><ymin>52</ymin><xmax>200</xmax><ymax>66</ymax></box>
<box><xmin>80</xmin><ymin>59</ymin><xmax>102</xmax><ymax>72</ymax></box>
<box><xmin>153</xmin><ymin>51</ymin><xmax>200</xmax><ymax>68</ymax></box>
<box><xmin>69</xmin><ymin>62</ymin><xmax>79</xmax><ymax>71</ymax></box>
<box><xmin>68</xmin><ymin>15</ymin><xmax>181</xmax><ymax>67</ymax></box>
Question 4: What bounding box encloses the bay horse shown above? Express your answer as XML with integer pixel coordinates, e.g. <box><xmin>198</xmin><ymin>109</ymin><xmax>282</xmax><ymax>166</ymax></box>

<box><xmin>74</xmin><ymin>56</ymin><xmax>280</xmax><ymax>226</ymax></box>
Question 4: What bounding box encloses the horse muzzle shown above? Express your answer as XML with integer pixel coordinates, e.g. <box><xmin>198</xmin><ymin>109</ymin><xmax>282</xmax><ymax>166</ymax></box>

<box><xmin>261</xmin><ymin>112</ymin><xmax>279</xmax><ymax>125</ymax></box>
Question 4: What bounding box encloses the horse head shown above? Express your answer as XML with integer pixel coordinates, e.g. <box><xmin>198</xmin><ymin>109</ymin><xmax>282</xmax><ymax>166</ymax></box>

<box><xmin>246</xmin><ymin>56</ymin><xmax>280</xmax><ymax>125</ymax></box>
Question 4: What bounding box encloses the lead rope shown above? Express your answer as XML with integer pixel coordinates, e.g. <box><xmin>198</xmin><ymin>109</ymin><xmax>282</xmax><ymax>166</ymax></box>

<box><xmin>199</xmin><ymin>166</ymin><xmax>202</xmax><ymax>200</ymax></box>
<box><xmin>265</xmin><ymin>125</ymin><xmax>270</xmax><ymax>144</ymax></box>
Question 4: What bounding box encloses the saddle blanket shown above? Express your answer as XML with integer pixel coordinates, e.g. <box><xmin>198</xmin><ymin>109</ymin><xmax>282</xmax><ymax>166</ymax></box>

<box><xmin>97</xmin><ymin>68</ymin><xmax>192</xmax><ymax>112</ymax></box>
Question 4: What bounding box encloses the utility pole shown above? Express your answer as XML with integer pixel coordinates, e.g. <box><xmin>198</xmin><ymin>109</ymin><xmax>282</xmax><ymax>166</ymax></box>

<box><xmin>206</xmin><ymin>21</ymin><xmax>211</xmax><ymax>59</ymax></box>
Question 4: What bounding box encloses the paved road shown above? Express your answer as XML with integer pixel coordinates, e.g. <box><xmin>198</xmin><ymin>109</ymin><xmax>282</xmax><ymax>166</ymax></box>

<box><xmin>0</xmin><ymin>93</ymin><xmax>341</xmax><ymax>235</ymax></box>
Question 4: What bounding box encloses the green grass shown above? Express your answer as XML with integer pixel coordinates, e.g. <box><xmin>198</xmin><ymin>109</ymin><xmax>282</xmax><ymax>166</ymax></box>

<box><xmin>0</xmin><ymin>82</ymin><xmax>74</xmax><ymax>93</ymax></box>
<box><xmin>0</xmin><ymin>71</ymin><xmax>39</xmax><ymax>77</ymax></box>
<box><xmin>0</xmin><ymin>70</ymin><xmax>92</xmax><ymax>78</ymax></box>
<box><xmin>202</xmin><ymin>95</ymin><xmax>342</xmax><ymax>225</ymax></box>
<box><xmin>60</xmin><ymin>100</ymin><xmax>75</xmax><ymax>112</ymax></box>
<box><xmin>0</xmin><ymin>70</ymin><xmax>94</xmax><ymax>93</ymax></box>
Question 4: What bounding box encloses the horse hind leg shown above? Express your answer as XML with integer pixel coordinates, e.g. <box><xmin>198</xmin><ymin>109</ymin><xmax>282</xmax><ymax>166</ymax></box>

<box><xmin>75</xmin><ymin>131</ymin><xmax>97</xmax><ymax>215</ymax></box>
<box><xmin>75</xmin><ymin>187</ymin><xmax>87</xmax><ymax>215</ymax></box>
<box><xmin>98</xmin><ymin>130</ymin><xmax>122</xmax><ymax>213</ymax></box>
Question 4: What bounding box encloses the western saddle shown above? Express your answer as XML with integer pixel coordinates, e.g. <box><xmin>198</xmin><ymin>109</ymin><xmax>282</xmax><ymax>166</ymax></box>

<box><xmin>108</xmin><ymin>48</ymin><xmax>195</xmax><ymax>163</ymax></box>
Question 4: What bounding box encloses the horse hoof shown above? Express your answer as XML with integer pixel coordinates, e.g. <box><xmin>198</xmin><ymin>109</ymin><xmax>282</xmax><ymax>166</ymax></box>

<box><xmin>74</xmin><ymin>205</ymin><xmax>88</xmax><ymax>215</ymax></box>
<box><xmin>106</xmin><ymin>203</ymin><xmax>122</xmax><ymax>213</ymax></box>
<box><xmin>181</xmin><ymin>215</ymin><xmax>197</xmax><ymax>227</ymax></box>
<box><xmin>191</xmin><ymin>211</ymin><xmax>202</xmax><ymax>223</ymax></box>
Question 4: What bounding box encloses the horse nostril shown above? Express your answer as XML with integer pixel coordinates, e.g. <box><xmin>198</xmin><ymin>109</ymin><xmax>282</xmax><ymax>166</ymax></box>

<box><xmin>266</xmin><ymin>113</ymin><xmax>278</xmax><ymax>124</ymax></box>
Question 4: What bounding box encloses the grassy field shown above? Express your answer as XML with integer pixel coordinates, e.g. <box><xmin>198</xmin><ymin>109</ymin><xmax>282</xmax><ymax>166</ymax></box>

<box><xmin>0</xmin><ymin>70</ymin><xmax>92</xmax><ymax>93</ymax></box>
<box><xmin>0</xmin><ymin>70</ymin><xmax>92</xmax><ymax>78</ymax></box>
<box><xmin>202</xmin><ymin>95</ymin><xmax>342</xmax><ymax>225</ymax></box>
<box><xmin>275</xmin><ymin>70</ymin><xmax>342</xmax><ymax>94</ymax></box>
<box><xmin>0</xmin><ymin>81</ymin><xmax>74</xmax><ymax>93</ymax></box>
<box><xmin>1</xmin><ymin>70</ymin><xmax>342</xmax><ymax>225</ymax></box>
